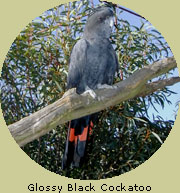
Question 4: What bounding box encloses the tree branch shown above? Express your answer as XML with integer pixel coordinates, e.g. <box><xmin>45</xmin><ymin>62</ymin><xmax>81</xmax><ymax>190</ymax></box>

<box><xmin>8</xmin><ymin>56</ymin><xmax>178</xmax><ymax>147</ymax></box>
<box><xmin>137</xmin><ymin>76</ymin><xmax>180</xmax><ymax>97</ymax></box>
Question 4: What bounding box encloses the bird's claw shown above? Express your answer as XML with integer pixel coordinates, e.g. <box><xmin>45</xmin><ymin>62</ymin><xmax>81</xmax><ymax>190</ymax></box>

<box><xmin>82</xmin><ymin>89</ymin><xmax>96</xmax><ymax>99</ymax></box>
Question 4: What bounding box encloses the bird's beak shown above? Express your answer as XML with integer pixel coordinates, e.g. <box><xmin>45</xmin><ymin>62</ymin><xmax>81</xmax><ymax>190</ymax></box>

<box><xmin>109</xmin><ymin>17</ymin><xmax>114</xmax><ymax>28</ymax></box>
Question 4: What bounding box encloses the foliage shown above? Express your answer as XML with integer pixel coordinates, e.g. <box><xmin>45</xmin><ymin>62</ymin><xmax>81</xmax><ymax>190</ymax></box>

<box><xmin>0</xmin><ymin>0</ymin><xmax>175</xmax><ymax>179</ymax></box>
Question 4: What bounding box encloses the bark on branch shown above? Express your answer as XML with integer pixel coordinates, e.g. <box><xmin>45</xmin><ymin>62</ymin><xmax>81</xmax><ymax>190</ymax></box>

<box><xmin>8</xmin><ymin>56</ymin><xmax>178</xmax><ymax>146</ymax></box>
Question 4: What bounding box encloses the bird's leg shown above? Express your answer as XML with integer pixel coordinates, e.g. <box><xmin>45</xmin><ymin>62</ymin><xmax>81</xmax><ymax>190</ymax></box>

<box><xmin>81</xmin><ymin>86</ymin><xmax>96</xmax><ymax>99</ymax></box>
<box><xmin>97</xmin><ymin>83</ymin><xmax>117</xmax><ymax>90</ymax></box>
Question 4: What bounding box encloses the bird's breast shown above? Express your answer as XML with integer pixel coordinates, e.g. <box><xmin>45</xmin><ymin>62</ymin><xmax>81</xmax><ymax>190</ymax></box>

<box><xmin>84</xmin><ymin>41</ymin><xmax>116</xmax><ymax>89</ymax></box>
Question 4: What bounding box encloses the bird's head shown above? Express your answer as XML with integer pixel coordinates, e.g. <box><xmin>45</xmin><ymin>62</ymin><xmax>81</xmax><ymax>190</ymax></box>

<box><xmin>84</xmin><ymin>7</ymin><xmax>114</xmax><ymax>39</ymax></box>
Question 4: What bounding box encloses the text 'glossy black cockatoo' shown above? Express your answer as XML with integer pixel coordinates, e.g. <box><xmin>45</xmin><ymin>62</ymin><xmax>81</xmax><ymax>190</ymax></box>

<box><xmin>62</xmin><ymin>6</ymin><xmax>119</xmax><ymax>169</ymax></box>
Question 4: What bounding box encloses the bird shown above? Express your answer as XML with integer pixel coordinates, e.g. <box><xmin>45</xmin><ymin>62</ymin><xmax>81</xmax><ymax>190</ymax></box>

<box><xmin>62</xmin><ymin>6</ymin><xmax>119</xmax><ymax>169</ymax></box>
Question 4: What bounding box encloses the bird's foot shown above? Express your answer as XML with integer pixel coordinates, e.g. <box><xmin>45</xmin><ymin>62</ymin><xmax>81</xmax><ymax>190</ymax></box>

<box><xmin>81</xmin><ymin>87</ymin><xmax>96</xmax><ymax>99</ymax></box>
<box><xmin>97</xmin><ymin>84</ymin><xmax>117</xmax><ymax>89</ymax></box>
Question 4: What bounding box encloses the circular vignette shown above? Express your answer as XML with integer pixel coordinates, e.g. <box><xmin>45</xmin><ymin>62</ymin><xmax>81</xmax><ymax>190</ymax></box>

<box><xmin>0</xmin><ymin>0</ymin><xmax>179</xmax><ymax>180</ymax></box>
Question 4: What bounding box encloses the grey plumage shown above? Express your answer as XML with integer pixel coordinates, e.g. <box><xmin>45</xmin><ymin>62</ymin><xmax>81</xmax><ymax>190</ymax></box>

<box><xmin>62</xmin><ymin>6</ymin><xmax>119</xmax><ymax>169</ymax></box>
<box><xmin>67</xmin><ymin>7</ymin><xmax>119</xmax><ymax>94</ymax></box>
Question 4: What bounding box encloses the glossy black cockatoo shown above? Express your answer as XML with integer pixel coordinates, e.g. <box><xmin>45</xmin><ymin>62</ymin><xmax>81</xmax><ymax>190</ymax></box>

<box><xmin>62</xmin><ymin>6</ymin><xmax>119</xmax><ymax>169</ymax></box>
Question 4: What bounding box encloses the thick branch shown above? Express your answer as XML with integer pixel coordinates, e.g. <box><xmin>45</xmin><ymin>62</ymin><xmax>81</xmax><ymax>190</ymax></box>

<box><xmin>8</xmin><ymin>56</ymin><xmax>178</xmax><ymax>146</ymax></box>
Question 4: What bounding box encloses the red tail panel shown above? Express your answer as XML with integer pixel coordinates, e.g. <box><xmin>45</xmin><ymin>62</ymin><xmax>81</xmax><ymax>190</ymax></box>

<box><xmin>62</xmin><ymin>117</ymin><xmax>95</xmax><ymax>169</ymax></box>
<box><xmin>79</xmin><ymin>126</ymin><xmax>88</xmax><ymax>141</ymax></box>
<box><xmin>69</xmin><ymin>128</ymin><xmax>75</xmax><ymax>142</ymax></box>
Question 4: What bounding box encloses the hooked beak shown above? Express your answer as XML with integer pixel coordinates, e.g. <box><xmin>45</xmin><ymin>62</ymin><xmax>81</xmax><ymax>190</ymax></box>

<box><xmin>109</xmin><ymin>16</ymin><xmax>114</xmax><ymax>28</ymax></box>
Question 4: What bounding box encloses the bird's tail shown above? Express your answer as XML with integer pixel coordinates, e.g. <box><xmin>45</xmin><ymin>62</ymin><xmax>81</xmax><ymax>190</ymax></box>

<box><xmin>62</xmin><ymin>116</ymin><xmax>94</xmax><ymax>169</ymax></box>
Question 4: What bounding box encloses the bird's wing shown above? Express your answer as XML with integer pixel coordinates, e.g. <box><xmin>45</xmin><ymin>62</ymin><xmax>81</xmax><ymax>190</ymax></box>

<box><xmin>103</xmin><ymin>44</ymin><xmax>119</xmax><ymax>85</ymax></box>
<box><xmin>67</xmin><ymin>38</ymin><xmax>88</xmax><ymax>93</ymax></box>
